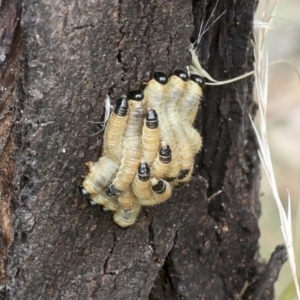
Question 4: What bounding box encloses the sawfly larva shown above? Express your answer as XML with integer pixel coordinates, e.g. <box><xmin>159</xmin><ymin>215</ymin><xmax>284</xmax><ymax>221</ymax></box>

<box><xmin>139</xmin><ymin>178</ymin><xmax>172</xmax><ymax>206</ymax></box>
<box><xmin>164</xmin><ymin>70</ymin><xmax>194</xmax><ymax>180</ymax></box>
<box><xmin>132</xmin><ymin>162</ymin><xmax>153</xmax><ymax>201</ymax></box>
<box><xmin>180</xmin><ymin>74</ymin><xmax>205</xmax><ymax>125</ymax></box>
<box><xmin>113</xmin><ymin>186</ymin><xmax>141</xmax><ymax>227</ymax></box>
<box><xmin>151</xmin><ymin>143</ymin><xmax>172</xmax><ymax>179</ymax></box>
<box><xmin>142</xmin><ymin>109</ymin><xmax>160</xmax><ymax>166</ymax></box>
<box><xmin>107</xmin><ymin>90</ymin><xmax>145</xmax><ymax>196</ymax></box>
<box><xmin>104</xmin><ymin>96</ymin><xmax>128</xmax><ymax>162</ymax></box>
<box><xmin>144</xmin><ymin>72</ymin><xmax>181</xmax><ymax>178</ymax></box>
<box><xmin>83</xmin><ymin>156</ymin><xmax>119</xmax><ymax>195</ymax></box>
<box><xmin>179</xmin><ymin>74</ymin><xmax>205</xmax><ymax>154</ymax></box>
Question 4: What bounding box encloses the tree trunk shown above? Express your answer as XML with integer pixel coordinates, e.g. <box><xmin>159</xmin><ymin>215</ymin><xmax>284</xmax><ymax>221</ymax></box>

<box><xmin>0</xmin><ymin>0</ymin><xmax>287</xmax><ymax>299</ymax></box>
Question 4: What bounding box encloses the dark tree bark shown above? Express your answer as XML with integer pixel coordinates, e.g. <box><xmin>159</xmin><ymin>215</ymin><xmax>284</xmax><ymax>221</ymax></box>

<box><xmin>0</xmin><ymin>0</ymin><xmax>287</xmax><ymax>299</ymax></box>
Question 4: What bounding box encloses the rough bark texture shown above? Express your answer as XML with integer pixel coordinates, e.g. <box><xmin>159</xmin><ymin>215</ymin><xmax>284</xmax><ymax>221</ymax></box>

<box><xmin>0</xmin><ymin>0</ymin><xmax>286</xmax><ymax>299</ymax></box>
<box><xmin>0</xmin><ymin>0</ymin><xmax>21</xmax><ymax>293</ymax></box>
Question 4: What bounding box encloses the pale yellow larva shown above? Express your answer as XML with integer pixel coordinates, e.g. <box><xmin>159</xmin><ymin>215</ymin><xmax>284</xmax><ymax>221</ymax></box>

<box><xmin>142</xmin><ymin>109</ymin><xmax>160</xmax><ymax>166</ymax></box>
<box><xmin>132</xmin><ymin>162</ymin><xmax>153</xmax><ymax>201</ymax></box>
<box><xmin>150</xmin><ymin>143</ymin><xmax>172</xmax><ymax>179</ymax></box>
<box><xmin>103</xmin><ymin>96</ymin><xmax>128</xmax><ymax>163</ymax></box>
<box><xmin>164</xmin><ymin>70</ymin><xmax>194</xmax><ymax>182</ymax></box>
<box><xmin>83</xmin><ymin>156</ymin><xmax>119</xmax><ymax>195</ymax></box>
<box><xmin>113</xmin><ymin>186</ymin><xmax>141</xmax><ymax>227</ymax></box>
<box><xmin>139</xmin><ymin>178</ymin><xmax>172</xmax><ymax>206</ymax></box>
<box><xmin>106</xmin><ymin>90</ymin><xmax>145</xmax><ymax>196</ymax></box>
<box><xmin>179</xmin><ymin>74</ymin><xmax>205</xmax><ymax>154</ymax></box>
<box><xmin>185</xmin><ymin>127</ymin><xmax>202</xmax><ymax>155</ymax></box>
<box><xmin>143</xmin><ymin>72</ymin><xmax>181</xmax><ymax>179</ymax></box>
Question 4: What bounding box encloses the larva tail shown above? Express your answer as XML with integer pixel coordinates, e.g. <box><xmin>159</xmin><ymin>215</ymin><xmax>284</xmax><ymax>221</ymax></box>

<box><xmin>113</xmin><ymin>187</ymin><xmax>141</xmax><ymax>227</ymax></box>
<box><xmin>83</xmin><ymin>156</ymin><xmax>119</xmax><ymax>195</ymax></box>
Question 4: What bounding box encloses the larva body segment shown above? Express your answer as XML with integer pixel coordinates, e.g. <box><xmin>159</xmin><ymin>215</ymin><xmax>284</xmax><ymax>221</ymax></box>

<box><xmin>144</xmin><ymin>72</ymin><xmax>181</xmax><ymax>178</ymax></box>
<box><xmin>178</xmin><ymin>74</ymin><xmax>205</xmax><ymax>154</ymax></box>
<box><xmin>142</xmin><ymin>109</ymin><xmax>160</xmax><ymax>166</ymax></box>
<box><xmin>164</xmin><ymin>70</ymin><xmax>194</xmax><ymax>178</ymax></box>
<box><xmin>114</xmin><ymin>186</ymin><xmax>141</xmax><ymax>227</ymax></box>
<box><xmin>151</xmin><ymin>143</ymin><xmax>171</xmax><ymax>179</ymax></box>
<box><xmin>185</xmin><ymin>127</ymin><xmax>202</xmax><ymax>154</ymax></box>
<box><xmin>173</xmin><ymin>167</ymin><xmax>193</xmax><ymax>185</ymax></box>
<box><xmin>107</xmin><ymin>91</ymin><xmax>145</xmax><ymax>195</ymax></box>
<box><xmin>90</xmin><ymin>189</ymin><xmax>119</xmax><ymax>211</ymax></box>
<box><xmin>139</xmin><ymin>178</ymin><xmax>172</xmax><ymax>206</ymax></box>
<box><xmin>178</xmin><ymin>74</ymin><xmax>204</xmax><ymax>124</ymax></box>
<box><xmin>83</xmin><ymin>156</ymin><xmax>119</xmax><ymax>195</ymax></box>
<box><xmin>132</xmin><ymin>162</ymin><xmax>153</xmax><ymax>201</ymax></box>
<box><xmin>104</xmin><ymin>96</ymin><xmax>128</xmax><ymax>163</ymax></box>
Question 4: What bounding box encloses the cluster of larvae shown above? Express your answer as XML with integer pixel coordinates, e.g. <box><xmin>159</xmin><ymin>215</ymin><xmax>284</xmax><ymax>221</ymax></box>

<box><xmin>83</xmin><ymin>70</ymin><xmax>204</xmax><ymax>227</ymax></box>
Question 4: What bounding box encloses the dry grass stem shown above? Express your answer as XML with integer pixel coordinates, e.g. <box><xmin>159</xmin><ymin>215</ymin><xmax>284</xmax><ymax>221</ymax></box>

<box><xmin>251</xmin><ymin>0</ymin><xmax>300</xmax><ymax>298</ymax></box>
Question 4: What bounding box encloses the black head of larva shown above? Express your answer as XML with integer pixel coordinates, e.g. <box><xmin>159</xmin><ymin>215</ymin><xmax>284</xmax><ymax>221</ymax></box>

<box><xmin>138</xmin><ymin>162</ymin><xmax>150</xmax><ymax>182</ymax></box>
<box><xmin>190</xmin><ymin>74</ymin><xmax>205</xmax><ymax>87</ymax></box>
<box><xmin>106</xmin><ymin>184</ymin><xmax>120</xmax><ymax>197</ymax></box>
<box><xmin>174</xmin><ymin>70</ymin><xmax>189</xmax><ymax>81</ymax></box>
<box><xmin>146</xmin><ymin>109</ymin><xmax>158</xmax><ymax>129</ymax></box>
<box><xmin>128</xmin><ymin>90</ymin><xmax>144</xmax><ymax>101</ymax></box>
<box><xmin>152</xmin><ymin>180</ymin><xmax>166</xmax><ymax>194</ymax></box>
<box><xmin>114</xmin><ymin>96</ymin><xmax>128</xmax><ymax>116</ymax></box>
<box><xmin>153</xmin><ymin>72</ymin><xmax>168</xmax><ymax>85</ymax></box>
<box><xmin>159</xmin><ymin>144</ymin><xmax>171</xmax><ymax>164</ymax></box>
